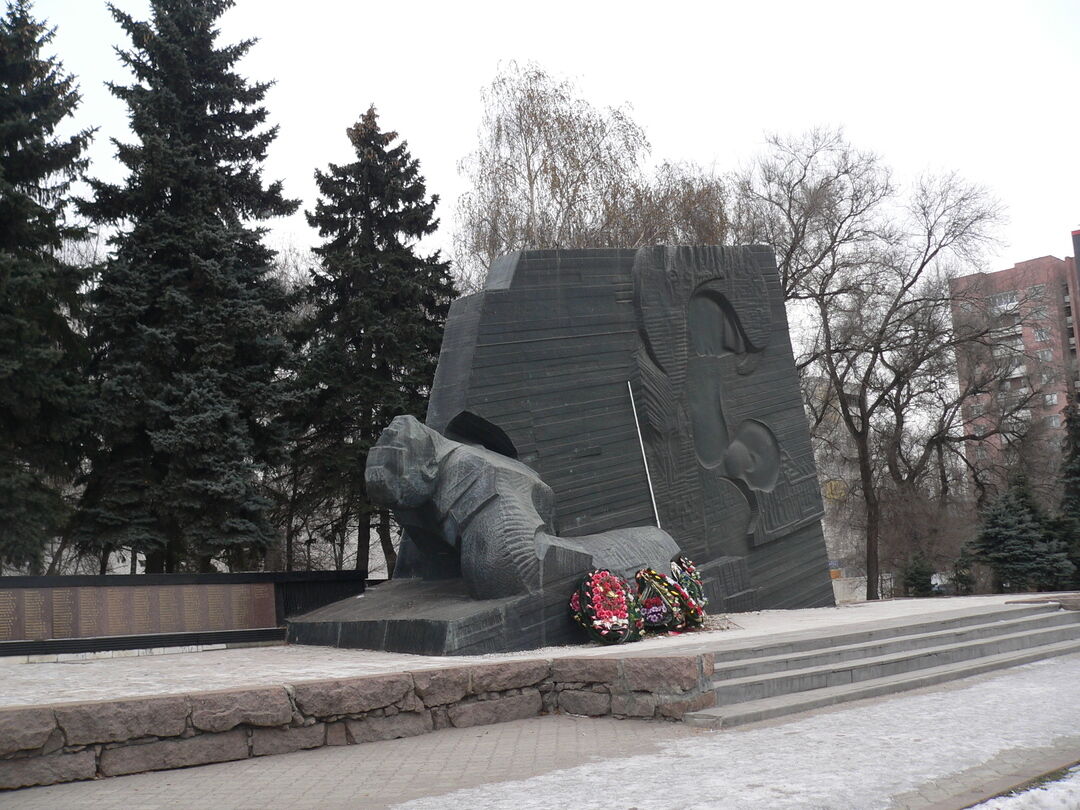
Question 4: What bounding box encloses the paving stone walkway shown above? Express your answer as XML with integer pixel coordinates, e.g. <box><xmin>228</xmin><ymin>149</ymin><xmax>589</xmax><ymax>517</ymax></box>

<box><xmin>0</xmin><ymin>715</ymin><xmax>700</xmax><ymax>809</ymax></box>
<box><xmin>4</xmin><ymin>653</ymin><xmax>1080</xmax><ymax>810</ymax></box>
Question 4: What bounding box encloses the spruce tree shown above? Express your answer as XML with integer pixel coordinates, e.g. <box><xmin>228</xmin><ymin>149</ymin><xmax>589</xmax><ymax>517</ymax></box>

<box><xmin>74</xmin><ymin>0</ymin><xmax>297</xmax><ymax>573</ymax></box>
<box><xmin>300</xmin><ymin>106</ymin><xmax>455</xmax><ymax>573</ymax></box>
<box><xmin>972</xmin><ymin>483</ymin><xmax>1073</xmax><ymax>592</ymax></box>
<box><xmin>1056</xmin><ymin>401</ymin><xmax>1080</xmax><ymax>583</ymax></box>
<box><xmin>0</xmin><ymin>0</ymin><xmax>92</xmax><ymax>569</ymax></box>
<box><xmin>971</xmin><ymin>490</ymin><xmax>1043</xmax><ymax>591</ymax></box>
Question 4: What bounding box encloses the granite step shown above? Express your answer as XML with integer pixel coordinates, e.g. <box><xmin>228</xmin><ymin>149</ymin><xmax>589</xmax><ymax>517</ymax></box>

<box><xmin>710</xmin><ymin>608</ymin><xmax>1080</xmax><ymax>682</ymax></box>
<box><xmin>684</xmin><ymin>635</ymin><xmax>1080</xmax><ymax>729</ymax></box>
<box><xmin>701</xmin><ymin>603</ymin><xmax>1058</xmax><ymax>664</ymax></box>
<box><xmin>683</xmin><ymin>602</ymin><xmax>1079</xmax><ymax>729</ymax></box>
<box><xmin>710</xmin><ymin>617</ymin><xmax>1080</xmax><ymax>705</ymax></box>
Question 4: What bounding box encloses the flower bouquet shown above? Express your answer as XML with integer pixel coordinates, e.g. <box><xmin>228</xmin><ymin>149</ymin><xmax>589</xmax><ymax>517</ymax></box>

<box><xmin>670</xmin><ymin>554</ymin><xmax>708</xmax><ymax>626</ymax></box>
<box><xmin>569</xmin><ymin>569</ymin><xmax>644</xmax><ymax>645</ymax></box>
<box><xmin>634</xmin><ymin>568</ymin><xmax>687</xmax><ymax>631</ymax></box>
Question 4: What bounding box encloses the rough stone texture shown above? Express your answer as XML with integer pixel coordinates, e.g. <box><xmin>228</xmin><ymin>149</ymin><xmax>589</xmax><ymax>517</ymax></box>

<box><xmin>346</xmin><ymin>712</ymin><xmax>433</xmax><ymax>743</ymax></box>
<box><xmin>0</xmin><ymin>706</ymin><xmax>57</xmax><ymax>756</ymax></box>
<box><xmin>99</xmin><ymin>729</ymin><xmax>249</xmax><ymax>777</ymax></box>
<box><xmin>701</xmin><ymin>653</ymin><xmax>716</xmax><ymax>678</ymax></box>
<box><xmin>291</xmin><ymin>674</ymin><xmax>412</xmax><ymax>718</ymax></box>
<box><xmin>190</xmin><ymin>687</ymin><xmax>293</xmax><ymax>733</ymax></box>
<box><xmin>622</xmin><ymin>656</ymin><xmax>700</xmax><ymax>693</ymax></box>
<box><xmin>431</xmin><ymin>706</ymin><xmax>451</xmax><ymax>730</ymax></box>
<box><xmin>0</xmin><ymin>750</ymin><xmax>95</xmax><ymax>789</ymax></box>
<box><xmin>657</xmin><ymin>691</ymin><xmax>717</xmax><ymax>719</ymax></box>
<box><xmin>0</xmin><ymin>649</ymin><xmax>726</xmax><ymax>789</ymax></box>
<box><xmin>40</xmin><ymin>727</ymin><xmax>64</xmax><ymax>755</ymax></box>
<box><xmin>251</xmin><ymin>724</ymin><xmax>326</xmax><ymax>757</ymax></box>
<box><xmin>558</xmin><ymin>690</ymin><xmax>611</xmax><ymax>717</ymax></box>
<box><xmin>325</xmin><ymin>721</ymin><xmax>349</xmax><ymax>746</ymax></box>
<box><xmin>470</xmin><ymin>660</ymin><xmax>550</xmax><ymax>694</ymax></box>
<box><xmin>611</xmin><ymin>692</ymin><xmax>659</xmax><ymax>718</ymax></box>
<box><xmin>552</xmin><ymin>658</ymin><xmax>619</xmax><ymax>684</ymax></box>
<box><xmin>448</xmin><ymin>690</ymin><xmax>542</xmax><ymax>729</ymax></box>
<box><xmin>412</xmin><ymin>667</ymin><xmax>470</xmax><ymax>707</ymax></box>
<box><xmin>55</xmin><ymin>695</ymin><xmax>189</xmax><ymax>745</ymax></box>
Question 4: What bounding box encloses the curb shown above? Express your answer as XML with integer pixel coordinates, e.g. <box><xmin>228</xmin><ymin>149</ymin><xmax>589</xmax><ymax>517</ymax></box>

<box><xmin>919</xmin><ymin>750</ymin><xmax>1080</xmax><ymax>809</ymax></box>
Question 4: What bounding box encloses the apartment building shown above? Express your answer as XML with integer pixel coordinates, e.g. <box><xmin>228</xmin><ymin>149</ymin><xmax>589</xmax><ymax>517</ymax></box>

<box><xmin>949</xmin><ymin>231</ymin><xmax>1080</xmax><ymax>471</ymax></box>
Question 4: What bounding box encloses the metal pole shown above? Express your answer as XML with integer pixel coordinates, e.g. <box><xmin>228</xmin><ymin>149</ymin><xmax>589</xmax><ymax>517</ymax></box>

<box><xmin>627</xmin><ymin>380</ymin><xmax>661</xmax><ymax>529</ymax></box>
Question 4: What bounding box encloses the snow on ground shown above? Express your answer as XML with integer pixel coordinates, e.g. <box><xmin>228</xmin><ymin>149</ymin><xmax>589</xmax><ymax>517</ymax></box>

<box><xmin>1</xmin><ymin>594</ymin><xmax>1063</xmax><ymax>706</ymax></box>
<box><xmin>394</xmin><ymin>654</ymin><xmax>1080</xmax><ymax>810</ymax></box>
<box><xmin>973</xmin><ymin>767</ymin><xmax>1080</xmax><ymax>810</ymax></box>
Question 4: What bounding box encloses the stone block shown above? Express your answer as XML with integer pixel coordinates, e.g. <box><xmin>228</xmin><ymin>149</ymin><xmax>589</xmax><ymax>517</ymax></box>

<box><xmin>251</xmin><ymin>723</ymin><xmax>325</xmax><ymax>756</ymax></box>
<box><xmin>622</xmin><ymin>656</ymin><xmax>700</xmax><ymax>693</ymax></box>
<box><xmin>99</xmin><ymin>729</ymin><xmax>248</xmax><ymax>777</ymax></box>
<box><xmin>345</xmin><ymin>711</ymin><xmax>432</xmax><ymax>743</ymax></box>
<box><xmin>291</xmin><ymin>674</ymin><xmax>412</xmax><ymax>718</ymax></box>
<box><xmin>0</xmin><ymin>750</ymin><xmax>96</xmax><ymax>789</ymax></box>
<box><xmin>325</xmin><ymin>721</ymin><xmax>349</xmax><ymax>746</ymax></box>
<box><xmin>657</xmin><ymin>691</ymin><xmax>716</xmax><ymax>719</ymax></box>
<box><xmin>41</xmin><ymin>727</ymin><xmax>64</xmax><ymax>755</ymax></box>
<box><xmin>398</xmin><ymin>690</ymin><xmax>425</xmax><ymax>713</ymax></box>
<box><xmin>190</xmin><ymin>687</ymin><xmax>293</xmax><ymax>733</ymax></box>
<box><xmin>0</xmin><ymin>706</ymin><xmax>58</xmax><ymax>756</ymax></box>
<box><xmin>431</xmin><ymin>706</ymin><xmax>451</xmax><ymax>730</ymax></box>
<box><xmin>552</xmin><ymin>657</ymin><xmax>619</xmax><ymax>684</ymax></box>
<box><xmin>55</xmin><ymin>695</ymin><xmax>189</xmax><ymax>745</ymax></box>
<box><xmin>558</xmin><ymin>690</ymin><xmax>611</xmax><ymax>716</ymax></box>
<box><xmin>448</xmin><ymin>690</ymin><xmax>542</xmax><ymax>728</ymax></box>
<box><xmin>610</xmin><ymin>692</ymin><xmax>658</xmax><ymax>718</ymax></box>
<box><xmin>469</xmin><ymin>660</ymin><xmax>550</xmax><ymax>694</ymax></box>
<box><xmin>412</xmin><ymin>667</ymin><xmax>470</xmax><ymax>706</ymax></box>
<box><xmin>701</xmin><ymin>653</ymin><xmax>715</xmax><ymax>678</ymax></box>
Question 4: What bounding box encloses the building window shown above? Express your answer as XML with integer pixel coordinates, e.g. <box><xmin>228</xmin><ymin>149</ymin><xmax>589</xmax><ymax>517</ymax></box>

<box><xmin>1034</xmin><ymin>327</ymin><xmax>1050</xmax><ymax>343</ymax></box>
<box><xmin>1044</xmin><ymin>392</ymin><xmax>1059</xmax><ymax>407</ymax></box>
<box><xmin>1033</xmin><ymin>305</ymin><xmax>1049</xmax><ymax>321</ymax></box>
<box><xmin>1036</xmin><ymin>348</ymin><xmax>1054</xmax><ymax>363</ymax></box>
<box><xmin>974</xmin><ymin>445</ymin><xmax>988</xmax><ymax>461</ymax></box>
<box><xmin>1047</xmin><ymin>414</ymin><xmax>1062</xmax><ymax>429</ymax></box>
<box><xmin>990</xmin><ymin>290</ymin><xmax>1018</xmax><ymax>313</ymax></box>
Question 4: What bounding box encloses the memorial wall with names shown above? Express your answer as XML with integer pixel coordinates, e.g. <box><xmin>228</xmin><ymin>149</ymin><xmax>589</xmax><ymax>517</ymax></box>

<box><xmin>0</xmin><ymin>583</ymin><xmax>277</xmax><ymax>641</ymax></box>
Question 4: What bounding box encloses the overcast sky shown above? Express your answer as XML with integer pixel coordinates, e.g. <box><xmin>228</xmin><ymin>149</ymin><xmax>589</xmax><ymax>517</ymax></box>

<box><xmin>37</xmin><ymin>0</ymin><xmax>1080</xmax><ymax>269</ymax></box>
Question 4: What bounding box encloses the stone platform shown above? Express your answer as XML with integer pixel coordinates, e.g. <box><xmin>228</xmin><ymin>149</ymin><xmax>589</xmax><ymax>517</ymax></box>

<box><xmin>1</xmin><ymin>594</ymin><xmax>1075</xmax><ymax>791</ymax></box>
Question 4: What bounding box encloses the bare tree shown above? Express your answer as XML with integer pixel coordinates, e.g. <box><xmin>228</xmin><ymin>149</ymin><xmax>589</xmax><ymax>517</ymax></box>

<box><xmin>606</xmin><ymin>161</ymin><xmax>729</xmax><ymax>248</ymax></box>
<box><xmin>740</xmin><ymin>130</ymin><xmax>1017</xmax><ymax>599</ymax></box>
<box><xmin>453</xmin><ymin>62</ymin><xmax>648</xmax><ymax>290</ymax></box>
<box><xmin>731</xmin><ymin>128</ymin><xmax>891</xmax><ymax>302</ymax></box>
<box><xmin>453</xmin><ymin>64</ymin><xmax>730</xmax><ymax>292</ymax></box>
<box><xmin>801</xmin><ymin>176</ymin><xmax>1018</xmax><ymax>599</ymax></box>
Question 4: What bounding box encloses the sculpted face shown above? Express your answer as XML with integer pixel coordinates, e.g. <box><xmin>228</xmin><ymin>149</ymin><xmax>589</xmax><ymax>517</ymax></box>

<box><xmin>723</xmin><ymin>420</ymin><xmax>781</xmax><ymax>492</ymax></box>
<box><xmin>365</xmin><ymin>415</ymin><xmax>439</xmax><ymax>507</ymax></box>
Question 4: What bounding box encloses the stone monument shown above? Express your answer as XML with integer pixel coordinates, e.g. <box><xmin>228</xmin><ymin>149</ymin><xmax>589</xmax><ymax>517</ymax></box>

<box><xmin>287</xmin><ymin>245</ymin><xmax>834</xmax><ymax>655</ymax></box>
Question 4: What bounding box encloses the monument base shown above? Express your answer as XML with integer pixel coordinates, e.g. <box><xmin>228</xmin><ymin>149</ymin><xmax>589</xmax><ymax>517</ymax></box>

<box><xmin>285</xmin><ymin>578</ymin><xmax>581</xmax><ymax>655</ymax></box>
<box><xmin>287</xmin><ymin>556</ymin><xmax>762</xmax><ymax>656</ymax></box>
<box><xmin>698</xmin><ymin>556</ymin><xmax>760</xmax><ymax>613</ymax></box>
